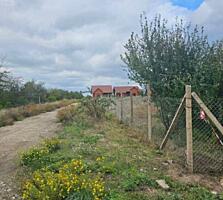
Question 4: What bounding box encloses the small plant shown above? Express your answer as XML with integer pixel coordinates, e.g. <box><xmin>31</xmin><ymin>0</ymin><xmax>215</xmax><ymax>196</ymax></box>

<box><xmin>186</xmin><ymin>187</ymin><xmax>217</xmax><ymax>200</ymax></box>
<box><xmin>121</xmin><ymin>169</ymin><xmax>157</xmax><ymax>191</ymax></box>
<box><xmin>81</xmin><ymin>135</ymin><xmax>101</xmax><ymax>145</ymax></box>
<box><xmin>57</xmin><ymin>105</ymin><xmax>77</xmax><ymax>124</ymax></box>
<box><xmin>80</xmin><ymin>97</ymin><xmax>114</xmax><ymax>120</ymax></box>
<box><xmin>42</xmin><ymin>138</ymin><xmax>61</xmax><ymax>152</ymax></box>
<box><xmin>20</xmin><ymin>138</ymin><xmax>61</xmax><ymax>167</ymax></box>
<box><xmin>22</xmin><ymin>159</ymin><xmax>107</xmax><ymax>200</ymax></box>
<box><xmin>93</xmin><ymin>157</ymin><xmax>117</xmax><ymax>175</ymax></box>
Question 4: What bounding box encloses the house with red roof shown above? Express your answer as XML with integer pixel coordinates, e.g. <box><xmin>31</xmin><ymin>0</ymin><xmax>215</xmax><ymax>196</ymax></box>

<box><xmin>91</xmin><ymin>85</ymin><xmax>113</xmax><ymax>97</ymax></box>
<box><xmin>113</xmin><ymin>86</ymin><xmax>140</xmax><ymax>97</ymax></box>
<box><xmin>91</xmin><ymin>85</ymin><xmax>140</xmax><ymax>97</ymax></box>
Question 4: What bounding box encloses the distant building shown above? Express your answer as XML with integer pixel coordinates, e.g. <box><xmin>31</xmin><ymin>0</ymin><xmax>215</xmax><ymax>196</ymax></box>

<box><xmin>113</xmin><ymin>86</ymin><xmax>140</xmax><ymax>97</ymax></box>
<box><xmin>91</xmin><ymin>85</ymin><xmax>113</xmax><ymax>97</ymax></box>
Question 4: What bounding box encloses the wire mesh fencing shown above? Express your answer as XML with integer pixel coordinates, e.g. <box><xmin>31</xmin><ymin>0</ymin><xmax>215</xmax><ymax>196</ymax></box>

<box><xmin>112</xmin><ymin>96</ymin><xmax>148</xmax><ymax>131</ymax></box>
<box><xmin>112</xmin><ymin>96</ymin><xmax>186</xmax><ymax>147</ymax></box>
<box><xmin>153</xmin><ymin>97</ymin><xmax>187</xmax><ymax>167</ymax></box>
<box><xmin>192</xmin><ymin>98</ymin><xmax>223</xmax><ymax>174</ymax></box>
<box><xmin>110</xmin><ymin>91</ymin><xmax>223</xmax><ymax>175</ymax></box>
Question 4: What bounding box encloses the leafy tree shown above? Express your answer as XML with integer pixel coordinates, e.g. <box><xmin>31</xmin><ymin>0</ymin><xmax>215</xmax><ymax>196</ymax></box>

<box><xmin>21</xmin><ymin>80</ymin><xmax>47</xmax><ymax>104</ymax></box>
<box><xmin>0</xmin><ymin>58</ymin><xmax>83</xmax><ymax>109</ymax></box>
<box><xmin>121</xmin><ymin>15</ymin><xmax>223</xmax><ymax>128</ymax></box>
<box><xmin>0</xmin><ymin>57</ymin><xmax>10</xmax><ymax>92</ymax></box>
<box><xmin>46</xmin><ymin>89</ymin><xmax>83</xmax><ymax>102</ymax></box>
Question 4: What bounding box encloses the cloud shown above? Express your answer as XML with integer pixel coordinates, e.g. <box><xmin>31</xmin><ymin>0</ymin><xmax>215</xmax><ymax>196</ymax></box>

<box><xmin>0</xmin><ymin>0</ymin><xmax>221</xmax><ymax>91</ymax></box>
<box><xmin>191</xmin><ymin>0</ymin><xmax>223</xmax><ymax>40</ymax></box>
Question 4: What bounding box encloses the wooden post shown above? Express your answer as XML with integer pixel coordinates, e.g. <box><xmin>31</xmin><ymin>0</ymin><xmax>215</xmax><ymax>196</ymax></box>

<box><xmin>186</xmin><ymin>85</ymin><xmax>193</xmax><ymax>173</ymax></box>
<box><xmin>160</xmin><ymin>94</ymin><xmax>186</xmax><ymax>150</ymax></box>
<box><xmin>130</xmin><ymin>93</ymin><xmax>133</xmax><ymax>126</ymax></box>
<box><xmin>147</xmin><ymin>84</ymin><xmax>152</xmax><ymax>141</ymax></box>
<box><xmin>120</xmin><ymin>94</ymin><xmax>123</xmax><ymax>122</ymax></box>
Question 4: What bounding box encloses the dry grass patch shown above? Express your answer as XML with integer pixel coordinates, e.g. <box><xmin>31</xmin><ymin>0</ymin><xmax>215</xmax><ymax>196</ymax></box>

<box><xmin>0</xmin><ymin>100</ymin><xmax>74</xmax><ymax>127</ymax></box>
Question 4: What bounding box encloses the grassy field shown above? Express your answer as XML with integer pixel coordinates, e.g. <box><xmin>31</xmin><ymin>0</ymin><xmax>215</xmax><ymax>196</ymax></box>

<box><xmin>0</xmin><ymin>100</ymin><xmax>74</xmax><ymax>127</ymax></box>
<box><xmin>18</xmin><ymin>109</ymin><xmax>223</xmax><ymax>199</ymax></box>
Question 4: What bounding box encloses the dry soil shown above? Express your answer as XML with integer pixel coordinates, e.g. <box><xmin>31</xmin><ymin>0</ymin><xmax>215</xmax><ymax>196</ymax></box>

<box><xmin>0</xmin><ymin>109</ymin><xmax>62</xmax><ymax>200</ymax></box>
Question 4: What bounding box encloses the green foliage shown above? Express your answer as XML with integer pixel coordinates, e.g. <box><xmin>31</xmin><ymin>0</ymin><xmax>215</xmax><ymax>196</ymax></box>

<box><xmin>20</xmin><ymin>138</ymin><xmax>61</xmax><ymax>167</ymax></box>
<box><xmin>79</xmin><ymin>97</ymin><xmax>114</xmax><ymax>120</ymax></box>
<box><xmin>121</xmin><ymin>14</ymin><xmax>223</xmax><ymax>128</ymax></box>
<box><xmin>121</xmin><ymin>168</ymin><xmax>157</xmax><ymax>191</ymax></box>
<box><xmin>65</xmin><ymin>192</ymin><xmax>93</xmax><ymax>200</ymax></box>
<box><xmin>0</xmin><ymin>61</ymin><xmax>83</xmax><ymax>109</ymax></box>
<box><xmin>22</xmin><ymin>160</ymin><xmax>106</xmax><ymax>200</ymax></box>
<box><xmin>186</xmin><ymin>187</ymin><xmax>217</xmax><ymax>200</ymax></box>
<box><xmin>47</xmin><ymin>89</ymin><xmax>83</xmax><ymax>102</ymax></box>
<box><xmin>122</xmin><ymin>14</ymin><xmax>223</xmax><ymax>98</ymax></box>
<box><xmin>19</xmin><ymin>106</ymin><xmax>220</xmax><ymax>200</ymax></box>
<box><xmin>81</xmin><ymin>135</ymin><xmax>101</xmax><ymax>144</ymax></box>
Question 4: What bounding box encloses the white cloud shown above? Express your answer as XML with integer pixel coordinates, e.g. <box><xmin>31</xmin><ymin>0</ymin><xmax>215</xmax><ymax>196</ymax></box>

<box><xmin>0</xmin><ymin>0</ymin><xmax>222</xmax><ymax>91</ymax></box>
<box><xmin>191</xmin><ymin>0</ymin><xmax>223</xmax><ymax>40</ymax></box>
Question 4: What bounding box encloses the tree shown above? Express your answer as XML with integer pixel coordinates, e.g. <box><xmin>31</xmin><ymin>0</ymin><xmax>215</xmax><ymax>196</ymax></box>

<box><xmin>121</xmin><ymin>15</ymin><xmax>223</xmax><ymax>128</ymax></box>
<box><xmin>21</xmin><ymin>80</ymin><xmax>47</xmax><ymax>104</ymax></box>
<box><xmin>0</xmin><ymin>58</ymin><xmax>83</xmax><ymax>109</ymax></box>
<box><xmin>0</xmin><ymin>56</ymin><xmax>10</xmax><ymax>91</ymax></box>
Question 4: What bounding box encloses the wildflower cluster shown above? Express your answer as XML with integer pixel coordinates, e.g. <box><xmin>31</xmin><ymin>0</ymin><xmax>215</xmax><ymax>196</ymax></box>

<box><xmin>42</xmin><ymin>138</ymin><xmax>61</xmax><ymax>152</ymax></box>
<box><xmin>22</xmin><ymin>159</ymin><xmax>106</xmax><ymax>200</ymax></box>
<box><xmin>20</xmin><ymin>138</ymin><xmax>61</xmax><ymax>166</ymax></box>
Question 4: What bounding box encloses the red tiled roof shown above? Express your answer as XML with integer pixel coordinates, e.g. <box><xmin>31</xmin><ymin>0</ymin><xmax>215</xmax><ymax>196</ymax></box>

<box><xmin>114</xmin><ymin>86</ymin><xmax>139</xmax><ymax>93</ymax></box>
<box><xmin>91</xmin><ymin>85</ymin><xmax>112</xmax><ymax>94</ymax></box>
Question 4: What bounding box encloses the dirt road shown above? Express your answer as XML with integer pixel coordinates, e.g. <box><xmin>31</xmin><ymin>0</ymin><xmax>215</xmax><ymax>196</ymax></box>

<box><xmin>0</xmin><ymin>109</ymin><xmax>62</xmax><ymax>199</ymax></box>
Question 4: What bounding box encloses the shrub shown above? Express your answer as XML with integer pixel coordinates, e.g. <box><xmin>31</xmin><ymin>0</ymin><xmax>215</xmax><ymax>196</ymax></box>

<box><xmin>57</xmin><ymin>105</ymin><xmax>77</xmax><ymax>124</ymax></box>
<box><xmin>42</xmin><ymin>138</ymin><xmax>61</xmax><ymax>152</ymax></box>
<box><xmin>7</xmin><ymin>107</ymin><xmax>24</xmax><ymax>121</ymax></box>
<box><xmin>22</xmin><ymin>159</ymin><xmax>106</xmax><ymax>200</ymax></box>
<box><xmin>79</xmin><ymin>97</ymin><xmax>114</xmax><ymax>120</ymax></box>
<box><xmin>20</xmin><ymin>138</ymin><xmax>61</xmax><ymax>167</ymax></box>
<box><xmin>57</xmin><ymin>105</ymin><xmax>80</xmax><ymax>124</ymax></box>
<box><xmin>0</xmin><ymin>112</ymin><xmax>14</xmax><ymax>126</ymax></box>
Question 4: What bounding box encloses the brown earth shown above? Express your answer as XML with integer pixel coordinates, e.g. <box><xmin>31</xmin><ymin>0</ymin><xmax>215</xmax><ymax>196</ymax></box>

<box><xmin>0</xmin><ymin>109</ymin><xmax>62</xmax><ymax>200</ymax></box>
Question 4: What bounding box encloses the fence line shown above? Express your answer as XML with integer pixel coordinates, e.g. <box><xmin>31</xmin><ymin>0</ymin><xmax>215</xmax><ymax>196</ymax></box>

<box><xmin>111</xmin><ymin>85</ymin><xmax>223</xmax><ymax>175</ymax></box>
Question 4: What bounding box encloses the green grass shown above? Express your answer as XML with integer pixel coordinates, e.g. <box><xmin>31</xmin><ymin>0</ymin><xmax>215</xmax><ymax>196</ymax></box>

<box><xmin>19</xmin><ymin>115</ymin><xmax>222</xmax><ymax>200</ymax></box>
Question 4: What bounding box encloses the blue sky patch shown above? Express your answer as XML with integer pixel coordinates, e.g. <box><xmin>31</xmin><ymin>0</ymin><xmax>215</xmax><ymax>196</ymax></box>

<box><xmin>171</xmin><ymin>0</ymin><xmax>204</xmax><ymax>10</ymax></box>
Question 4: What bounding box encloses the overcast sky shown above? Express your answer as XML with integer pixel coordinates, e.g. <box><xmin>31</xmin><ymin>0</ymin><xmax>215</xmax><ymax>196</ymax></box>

<box><xmin>0</xmin><ymin>0</ymin><xmax>222</xmax><ymax>91</ymax></box>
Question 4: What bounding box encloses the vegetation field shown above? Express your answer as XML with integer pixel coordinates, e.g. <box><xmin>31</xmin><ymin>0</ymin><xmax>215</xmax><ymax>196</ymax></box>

<box><xmin>0</xmin><ymin>100</ymin><xmax>75</xmax><ymax>127</ymax></box>
<box><xmin>18</xmin><ymin>102</ymin><xmax>223</xmax><ymax>200</ymax></box>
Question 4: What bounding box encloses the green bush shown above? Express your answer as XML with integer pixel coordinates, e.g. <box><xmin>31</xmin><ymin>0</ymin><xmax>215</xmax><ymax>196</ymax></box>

<box><xmin>20</xmin><ymin>138</ymin><xmax>61</xmax><ymax>167</ymax></box>
<box><xmin>22</xmin><ymin>159</ymin><xmax>107</xmax><ymax>200</ymax></box>
<box><xmin>80</xmin><ymin>97</ymin><xmax>114</xmax><ymax>120</ymax></box>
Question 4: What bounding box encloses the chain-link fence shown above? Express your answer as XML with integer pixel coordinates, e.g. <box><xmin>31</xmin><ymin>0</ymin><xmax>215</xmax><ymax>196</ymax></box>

<box><xmin>156</xmin><ymin>98</ymin><xmax>187</xmax><ymax>166</ymax></box>
<box><xmin>192</xmin><ymin>98</ymin><xmax>223</xmax><ymax>174</ymax></box>
<box><xmin>112</xmin><ymin>96</ymin><xmax>185</xmax><ymax>147</ymax></box>
<box><xmin>112</xmin><ymin>96</ymin><xmax>148</xmax><ymax>132</ymax></box>
<box><xmin>110</xmin><ymin>89</ymin><xmax>223</xmax><ymax>175</ymax></box>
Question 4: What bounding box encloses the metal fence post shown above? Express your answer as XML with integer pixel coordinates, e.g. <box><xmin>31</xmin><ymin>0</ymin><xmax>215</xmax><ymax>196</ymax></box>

<box><xmin>147</xmin><ymin>84</ymin><xmax>152</xmax><ymax>141</ymax></box>
<box><xmin>186</xmin><ymin>85</ymin><xmax>193</xmax><ymax>173</ymax></box>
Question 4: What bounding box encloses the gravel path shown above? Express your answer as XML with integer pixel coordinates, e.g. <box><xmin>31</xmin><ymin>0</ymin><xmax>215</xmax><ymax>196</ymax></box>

<box><xmin>0</xmin><ymin>109</ymin><xmax>62</xmax><ymax>199</ymax></box>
